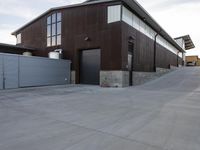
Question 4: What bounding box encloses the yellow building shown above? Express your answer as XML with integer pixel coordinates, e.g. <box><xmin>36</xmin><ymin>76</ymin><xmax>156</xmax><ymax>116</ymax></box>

<box><xmin>186</xmin><ymin>56</ymin><xmax>200</xmax><ymax>66</ymax></box>
<box><xmin>197</xmin><ymin>59</ymin><xmax>200</xmax><ymax>66</ymax></box>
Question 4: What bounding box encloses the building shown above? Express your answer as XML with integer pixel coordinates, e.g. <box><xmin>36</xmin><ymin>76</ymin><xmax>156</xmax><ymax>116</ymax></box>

<box><xmin>186</xmin><ymin>56</ymin><xmax>200</xmax><ymax>66</ymax></box>
<box><xmin>10</xmin><ymin>0</ymin><xmax>195</xmax><ymax>87</ymax></box>
<box><xmin>174</xmin><ymin>35</ymin><xmax>195</xmax><ymax>65</ymax></box>
<box><xmin>197</xmin><ymin>59</ymin><xmax>200</xmax><ymax>66</ymax></box>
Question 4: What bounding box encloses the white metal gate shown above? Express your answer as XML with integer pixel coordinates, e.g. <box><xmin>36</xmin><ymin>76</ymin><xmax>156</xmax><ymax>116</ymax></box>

<box><xmin>3</xmin><ymin>55</ymin><xmax>19</xmax><ymax>89</ymax></box>
<box><xmin>0</xmin><ymin>53</ymin><xmax>71</xmax><ymax>90</ymax></box>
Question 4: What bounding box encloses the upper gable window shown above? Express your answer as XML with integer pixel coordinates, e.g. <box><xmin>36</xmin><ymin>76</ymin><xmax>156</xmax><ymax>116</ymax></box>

<box><xmin>16</xmin><ymin>33</ymin><xmax>21</xmax><ymax>44</ymax></box>
<box><xmin>107</xmin><ymin>5</ymin><xmax>121</xmax><ymax>24</ymax></box>
<box><xmin>47</xmin><ymin>12</ymin><xmax>62</xmax><ymax>47</ymax></box>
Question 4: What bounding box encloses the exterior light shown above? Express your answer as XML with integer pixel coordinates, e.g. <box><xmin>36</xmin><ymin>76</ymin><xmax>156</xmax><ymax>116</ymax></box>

<box><xmin>84</xmin><ymin>37</ymin><xmax>90</xmax><ymax>41</ymax></box>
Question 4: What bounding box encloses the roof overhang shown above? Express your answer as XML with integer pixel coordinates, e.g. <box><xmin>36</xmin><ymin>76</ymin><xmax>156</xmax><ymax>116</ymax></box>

<box><xmin>174</xmin><ymin>35</ymin><xmax>195</xmax><ymax>50</ymax></box>
<box><xmin>121</xmin><ymin>0</ymin><xmax>185</xmax><ymax>53</ymax></box>
<box><xmin>0</xmin><ymin>43</ymin><xmax>38</xmax><ymax>51</ymax></box>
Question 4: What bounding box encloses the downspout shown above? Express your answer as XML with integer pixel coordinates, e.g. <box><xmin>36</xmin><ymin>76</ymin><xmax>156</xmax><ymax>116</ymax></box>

<box><xmin>153</xmin><ymin>33</ymin><xmax>159</xmax><ymax>72</ymax></box>
<box><xmin>153</xmin><ymin>29</ymin><xmax>162</xmax><ymax>72</ymax></box>
<box><xmin>177</xmin><ymin>51</ymin><xmax>180</xmax><ymax>67</ymax></box>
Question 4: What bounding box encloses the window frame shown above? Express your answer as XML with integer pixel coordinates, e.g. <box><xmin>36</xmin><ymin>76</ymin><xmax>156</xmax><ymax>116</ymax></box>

<box><xmin>46</xmin><ymin>12</ymin><xmax>62</xmax><ymax>47</ymax></box>
<box><xmin>107</xmin><ymin>5</ymin><xmax>121</xmax><ymax>24</ymax></box>
<box><xmin>16</xmin><ymin>33</ymin><xmax>21</xmax><ymax>44</ymax></box>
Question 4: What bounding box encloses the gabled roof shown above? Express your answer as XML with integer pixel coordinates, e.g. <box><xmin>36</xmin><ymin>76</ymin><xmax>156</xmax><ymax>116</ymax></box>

<box><xmin>11</xmin><ymin>0</ymin><xmax>116</xmax><ymax>35</ymax></box>
<box><xmin>12</xmin><ymin>0</ymin><xmax>185</xmax><ymax>53</ymax></box>
<box><xmin>174</xmin><ymin>35</ymin><xmax>195</xmax><ymax>50</ymax></box>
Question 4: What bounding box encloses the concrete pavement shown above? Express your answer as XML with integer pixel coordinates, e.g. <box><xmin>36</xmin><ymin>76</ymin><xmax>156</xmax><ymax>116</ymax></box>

<box><xmin>0</xmin><ymin>67</ymin><xmax>200</xmax><ymax>150</ymax></box>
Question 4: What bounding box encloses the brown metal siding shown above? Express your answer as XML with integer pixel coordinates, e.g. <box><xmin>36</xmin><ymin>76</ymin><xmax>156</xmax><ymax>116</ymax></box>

<box><xmin>121</xmin><ymin>22</ymin><xmax>154</xmax><ymax>72</ymax></box>
<box><xmin>19</xmin><ymin>17</ymin><xmax>47</xmax><ymax>53</ymax></box>
<box><xmin>16</xmin><ymin>1</ymin><xmax>183</xmax><ymax>81</ymax></box>
<box><xmin>17</xmin><ymin>2</ymin><xmax>122</xmax><ymax>75</ymax></box>
<box><xmin>61</xmin><ymin>3</ymin><xmax>122</xmax><ymax>71</ymax></box>
<box><xmin>121</xmin><ymin>22</ymin><xmax>183</xmax><ymax>72</ymax></box>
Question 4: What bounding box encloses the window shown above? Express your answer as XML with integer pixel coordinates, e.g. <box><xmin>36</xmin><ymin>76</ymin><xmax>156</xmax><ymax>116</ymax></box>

<box><xmin>121</xmin><ymin>6</ymin><xmax>179</xmax><ymax>55</ymax></box>
<box><xmin>107</xmin><ymin>5</ymin><xmax>121</xmax><ymax>23</ymax></box>
<box><xmin>122</xmin><ymin>6</ymin><xmax>132</xmax><ymax>26</ymax></box>
<box><xmin>57</xmin><ymin>22</ymin><xmax>61</xmax><ymax>35</ymax></box>
<box><xmin>139</xmin><ymin>20</ymin><xmax>146</xmax><ymax>34</ymax></box>
<box><xmin>16</xmin><ymin>33</ymin><xmax>21</xmax><ymax>44</ymax></box>
<box><xmin>57</xmin><ymin>35</ymin><xmax>61</xmax><ymax>45</ymax></box>
<box><xmin>47</xmin><ymin>37</ymin><xmax>51</xmax><ymax>47</ymax></box>
<box><xmin>132</xmin><ymin>14</ymin><xmax>140</xmax><ymax>30</ymax></box>
<box><xmin>47</xmin><ymin>12</ymin><xmax>62</xmax><ymax>47</ymax></box>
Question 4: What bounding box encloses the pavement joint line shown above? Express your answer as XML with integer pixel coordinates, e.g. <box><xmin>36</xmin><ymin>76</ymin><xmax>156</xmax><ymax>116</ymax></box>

<box><xmin>41</xmin><ymin>115</ymin><xmax>165</xmax><ymax>150</ymax></box>
<box><xmin>0</xmin><ymin>101</ymin><xmax>164</xmax><ymax>150</ymax></box>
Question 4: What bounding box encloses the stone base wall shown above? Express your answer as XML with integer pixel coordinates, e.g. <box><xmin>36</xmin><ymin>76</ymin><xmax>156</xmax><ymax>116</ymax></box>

<box><xmin>71</xmin><ymin>67</ymin><xmax>178</xmax><ymax>87</ymax></box>
<box><xmin>100</xmin><ymin>71</ymin><xmax>129</xmax><ymax>87</ymax></box>
<box><xmin>132</xmin><ymin>67</ymin><xmax>177</xmax><ymax>85</ymax></box>
<box><xmin>71</xmin><ymin>71</ymin><xmax>76</xmax><ymax>84</ymax></box>
<box><xmin>170</xmin><ymin>65</ymin><xmax>179</xmax><ymax>70</ymax></box>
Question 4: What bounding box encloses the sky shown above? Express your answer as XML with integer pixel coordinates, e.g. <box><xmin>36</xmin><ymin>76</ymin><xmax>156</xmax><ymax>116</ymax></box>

<box><xmin>0</xmin><ymin>0</ymin><xmax>199</xmax><ymax>56</ymax></box>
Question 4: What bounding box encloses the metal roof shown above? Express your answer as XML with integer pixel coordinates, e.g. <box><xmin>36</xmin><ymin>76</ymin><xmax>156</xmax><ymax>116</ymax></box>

<box><xmin>174</xmin><ymin>35</ymin><xmax>195</xmax><ymax>50</ymax></box>
<box><xmin>12</xmin><ymin>0</ymin><xmax>185</xmax><ymax>53</ymax></box>
<box><xmin>121</xmin><ymin>0</ymin><xmax>185</xmax><ymax>53</ymax></box>
<box><xmin>0</xmin><ymin>43</ymin><xmax>37</xmax><ymax>51</ymax></box>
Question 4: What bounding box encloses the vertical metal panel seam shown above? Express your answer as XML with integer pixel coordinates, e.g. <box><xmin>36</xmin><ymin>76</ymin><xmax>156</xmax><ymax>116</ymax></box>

<box><xmin>2</xmin><ymin>55</ymin><xmax>5</xmax><ymax>89</ymax></box>
<box><xmin>18</xmin><ymin>56</ymin><xmax>20</xmax><ymax>88</ymax></box>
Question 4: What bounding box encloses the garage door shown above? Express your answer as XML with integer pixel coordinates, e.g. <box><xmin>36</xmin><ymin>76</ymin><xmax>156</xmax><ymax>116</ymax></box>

<box><xmin>0</xmin><ymin>55</ymin><xmax>3</xmax><ymax>90</ymax></box>
<box><xmin>80</xmin><ymin>49</ymin><xmax>100</xmax><ymax>85</ymax></box>
<box><xmin>3</xmin><ymin>55</ymin><xmax>19</xmax><ymax>89</ymax></box>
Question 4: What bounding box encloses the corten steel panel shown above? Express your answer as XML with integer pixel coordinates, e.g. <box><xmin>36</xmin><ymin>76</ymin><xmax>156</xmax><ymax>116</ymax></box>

<box><xmin>0</xmin><ymin>54</ymin><xmax>3</xmax><ymax>89</ymax></box>
<box><xmin>121</xmin><ymin>22</ymin><xmax>183</xmax><ymax>72</ymax></box>
<box><xmin>80</xmin><ymin>49</ymin><xmax>100</xmax><ymax>85</ymax></box>
<box><xmin>19</xmin><ymin>56</ymin><xmax>71</xmax><ymax>87</ymax></box>
<box><xmin>3</xmin><ymin>54</ymin><xmax>19</xmax><ymax>89</ymax></box>
<box><xmin>121</xmin><ymin>22</ymin><xmax>154</xmax><ymax>72</ymax></box>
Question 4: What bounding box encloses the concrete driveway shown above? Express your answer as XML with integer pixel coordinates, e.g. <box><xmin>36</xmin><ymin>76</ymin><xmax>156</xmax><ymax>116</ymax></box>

<box><xmin>0</xmin><ymin>67</ymin><xmax>200</xmax><ymax>150</ymax></box>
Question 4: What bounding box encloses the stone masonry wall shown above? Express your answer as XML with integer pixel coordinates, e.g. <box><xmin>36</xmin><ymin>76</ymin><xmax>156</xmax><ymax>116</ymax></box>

<box><xmin>132</xmin><ymin>67</ymin><xmax>177</xmax><ymax>85</ymax></box>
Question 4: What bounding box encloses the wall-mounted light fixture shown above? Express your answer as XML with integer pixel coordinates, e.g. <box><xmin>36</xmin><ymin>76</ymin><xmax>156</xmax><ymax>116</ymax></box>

<box><xmin>84</xmin><ymin>37</ymin><xmax>90</xmax><ymax>41</ymax></box>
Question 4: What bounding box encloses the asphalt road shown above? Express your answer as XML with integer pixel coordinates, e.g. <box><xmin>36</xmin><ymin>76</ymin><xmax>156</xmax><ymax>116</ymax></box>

<box><xmin>0</xmin><ymin>67</ymin><xmax>200</xmax><ymax>150</ymax></box>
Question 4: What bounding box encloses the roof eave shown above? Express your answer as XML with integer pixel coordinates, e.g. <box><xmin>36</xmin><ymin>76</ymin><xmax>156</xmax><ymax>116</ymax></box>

<box><xmin>0</xmin><ymin>43</ymin><xmax>38</xmax><ymax>51</ymax></box>
<box><xmin>174</xmin><ymin>35</ymin><xmax>195</xmax><ymax>50</ymax></box>
<box><xmin>122</xmin><ymin>0</ymin><xmax>185</xmax><ymax>53</ymax></box>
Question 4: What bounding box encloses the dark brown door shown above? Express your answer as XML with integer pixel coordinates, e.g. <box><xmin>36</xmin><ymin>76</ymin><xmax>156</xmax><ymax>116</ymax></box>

<box><xmin>80</xmin><ymin>49</ymin><xmax>100</xmax><ymax>85</ymax></box>
<box><xmin>128</xmin><ymin>42</ymin><xmax>134</xmax><ymax>86</ymax></box>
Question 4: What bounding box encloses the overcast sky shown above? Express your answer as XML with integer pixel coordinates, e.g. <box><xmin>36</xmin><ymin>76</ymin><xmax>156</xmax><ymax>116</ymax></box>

<box><xmin>0</xmin><ymin>0</ymin><xmax>199</xmax><ymax>56</ymax></box>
